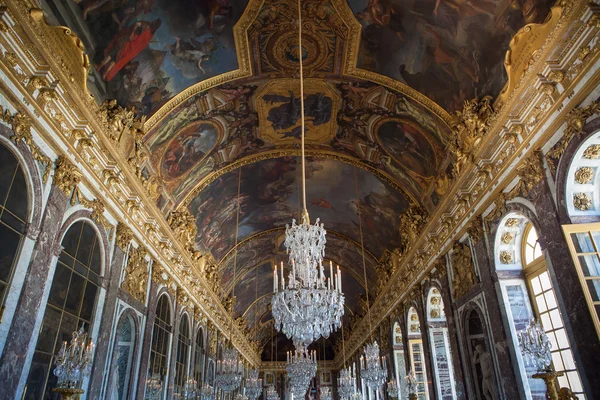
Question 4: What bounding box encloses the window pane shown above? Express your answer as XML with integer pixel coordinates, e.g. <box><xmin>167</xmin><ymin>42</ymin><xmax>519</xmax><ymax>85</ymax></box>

<box><xmin>579</xmin><ymin>254</ymin><xmax>600</xmax><ymax>276</ymax></box>
<box><xmin>567</xmin><ymin>372</ymin><xmax>583</xmax><ymax>392</ymax></box>
<box><xmin>540</xmin><ymin>313</ymin><xmax>553</xmax><ymax>331</ymax></box>
<box><xmin>0</xmin><ymin>222</ymin><xmax>21</xmax><ymax>282</ymax></box>
<box><xmin>525</xmin><ymin>247</ymin><xmax>534</xmax><ymax>265</ymax></box>
<box><xmin>557</xmin><ymin>375</ymin><xmax>569</xmax><ymax>388</ymax></box>
<box><xmin>555</xmin><ymin>329</ymin><xmax>569</xmax><ymax>350</ymax></box>
<box><xmin>80</xmin><ymin>283</ymin><xmax>98</xmax><ymax>322</ymax></box>
<box><xmin>544</xmin><ymin>291</ymin><xmax>557</xmax><ymax>310</ymax></box>
<box><xmin>61</xmin><ymin>222</ymin><xmax>82</xmax><ymax>256</ymax></box>
<box><xmin>0</xmin><ymin>145</ymin><xmax>18</xmax><ymax>198</ymax></box>
<box><xmin>547</xmin><ymin>331</ymin><xmax>558</xmax><ymax>351</ymax></box>
<box><xmin>549</xmin><ymin>309</ymin><xmax>563</xmax><ymax>329</ymax></box>
<box><xmin>531</xmin><ymin>276</ymin><xmax>542</xmax><ymax>294</ymax></box>
<box><xmin>536</xmin><ymin>294</ymin><xmax>547</xmax><ymax>313</ymax></box>
<box><xmin>64</xmin><ymin>273</ymin><xmax>85</xmax><ymax>315</ymax></box>
<box><xmin>561</xmin><ymin>350</ymin><xmax>575</xmax><ymax>370</ymax></box>
<box><xmin>587</xmin><ymin>280</ymin><xmax>600</xmax><ymax>302</ymax></box>
<box><xmin>539</xmin><ymin>272</ymin><xmax>552</xmax><ymax>291</ymax></box>
<box><xmin>551</xmin><ymin>352</ymin><xmax>564</xmax><ymax>371</ymax></box>
<box><xmin>47</xmin><ymin>264</ymin><xmax>71</xmax><ymax>309</ymax></box>
<box><xmin>572</xmin><ymin>232</ymin><xmax>594</xmax><ymax>253</ymax></box>
<box><xmin>4</xmin><ymin>166</ymin><xmax>28</xmax><ymax>222</ymax></box>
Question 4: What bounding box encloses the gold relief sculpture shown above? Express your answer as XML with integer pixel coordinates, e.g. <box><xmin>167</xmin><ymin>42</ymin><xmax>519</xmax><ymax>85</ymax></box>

<box><xmin>204</xmin><ymin>263</ymin><xmax>220</xmax><ymax>294</ymax></box>
<box><xmin>222</xmin><ymin>295</ymin><xmax>236</xmax><ymax>314</ymax></box>
<box><xmin>115</xmin><ymin>223</ymin><xmax>133</xmax><ymax>250</ymax></box>
<box><xmin>573</xmin><ymin>193</ymin><xmax>593</xmax><ymax>211</ymax></box>
<box><xmin>397</xmin><ymin>204</ymin><xmax>428</xmax><ymax>256</ymax></box>
<box><xmin>451</xmin><ymin>242</ymin><xmax>477</xmax><ymax>299</ymax></box>
<box><xmin>122</xmin><ymin>246</ymin><xmax>148</xmax><ymax>304</ymax></box>
<box><xmin>0</xmin><ymin>106</ymin><xmax>52</xmax><ymax>182</ymax></box>
<box><xmin>505</xmin><ymin>218</ymin><xmax>520</xmax><ymax>227</ymax></box>
<box><xmin>510</xmin><ymin>150</ymin><xmax>544</xmax><ymax>197</ymax></box>
<box><xmin>546</xmin><ymin>99</ymin><xmax>600</xmax><ymax>172</ymax></box>
<box><xmin>501</xmin><ymin>232</ymin><xmax>515</xmax><ymax>244</ymax></box>
<box><xmin>499</xmin><ymin>250</ymin><xmax>514</xmax><ymax>264</ymax></box>
<box><xmin>583</xmin><ymin>145</ymin><xmax>600</xmax><ymax>159</ymax></box>
<box><xmin>449</xmin><ymin>96</ymin><xmax>494</xmax><ymax>176</ymax></box>
<box><xmin>575</xmin><ymin>167</ymin><xmax>594</xmax><ymax>184</ymax></box>
<box><xmin>53</xmin><ymin>155</ymin><xmax>81</xmax><ymax>196</ymax></box>
<box><xmin>467</xmin><ymin>218</ymin><xmax>484</xmax><ymax>244</ymax></box>
<box><xmin>167</xmin><ymin>208</ymin><xmax>198</xmax><ymax>253</ymax></box>
<box><xmin>430</xmin><ymin>309</ymin><xmax>440</xmax><ymax>319</ymax></box>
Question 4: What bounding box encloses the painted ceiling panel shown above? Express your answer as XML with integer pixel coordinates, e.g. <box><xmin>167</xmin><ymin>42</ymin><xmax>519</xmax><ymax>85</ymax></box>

<box><xmin>188</xmin><ymin>156</ymin><xmax>410</xmax><ymax>262</ymax></box>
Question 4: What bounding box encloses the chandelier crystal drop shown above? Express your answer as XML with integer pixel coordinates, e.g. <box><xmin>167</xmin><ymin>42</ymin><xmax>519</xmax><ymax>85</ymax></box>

<box><xmin>387</xmin><ymin>377</ymin><xmax>399</xmax><ymax>398</ymax></box>
<box><xmin>245</xmin><ymin>369</ymin><xmax>263</xmax><ymax>400</ymax></box>
<box><xmin>214</xmin><ymin>346</ymin><xmax>243</xmax><ymax>392</ymax></box>
<box><xmin>360</xmin><ymin>341</ymin><xmax>388</xmax><ymax>388</ymax></box>
<box><xmin>286</xmin><ymin>345</ymin><xmax>317</xmax><ymax>398</ymax></box>
<box><xmin>146</xmin><ymin>373</ymin><xmax>164</xmax><ymax>400</ymax></box>
<box><xmin>338</xmin><ymin>365</ymin><xmax>359</xmax><ymax>400</ymax></box>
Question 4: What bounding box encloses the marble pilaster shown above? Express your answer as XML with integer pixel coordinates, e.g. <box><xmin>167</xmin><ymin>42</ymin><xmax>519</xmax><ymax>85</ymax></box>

<box><xmin>0</xmin><ymin>184</ymin><xmax>68</xmax><ymax>398</ymax></box>
<box><xmin>87</xmin><ymin>245</ymin><xmax>126</xmax><ymax>399</ymax></box>
<box><xmin>135</xmin><ymin>280</ymin><xmax>160</xmax><ymax>398</ymax></box>
<box><xmin>167</xmin><ymin>302</ymin><xmax>183</xmax><ymax>399</ymax></box>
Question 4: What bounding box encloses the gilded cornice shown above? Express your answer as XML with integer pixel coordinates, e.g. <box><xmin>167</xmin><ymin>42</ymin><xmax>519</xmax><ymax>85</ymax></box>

<box><xmin>0</xmin><ymin>1</ymin><xmax>260</xmax><ymax>366</ymax></box>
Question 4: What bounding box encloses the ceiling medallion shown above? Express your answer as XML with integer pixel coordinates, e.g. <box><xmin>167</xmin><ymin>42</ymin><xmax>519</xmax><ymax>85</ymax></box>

<box><xmin>271</xmin><ymin>0</ymin><xmax>344</xmax><ymax>349</ymax></box>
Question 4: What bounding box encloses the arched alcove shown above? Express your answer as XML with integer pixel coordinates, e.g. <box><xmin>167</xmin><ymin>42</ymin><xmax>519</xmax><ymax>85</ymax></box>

<box><xmin>406</xmin><ymin>306</ymin><xmax>428</xmax><ymax>399</ymax></box>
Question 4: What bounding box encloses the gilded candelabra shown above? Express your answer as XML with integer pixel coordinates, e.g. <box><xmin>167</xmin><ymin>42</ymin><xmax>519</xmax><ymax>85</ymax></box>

<box><xmin>51</xmin><ymin>325</ymin><xmax>95</xmax><ymax>399</ymax></box>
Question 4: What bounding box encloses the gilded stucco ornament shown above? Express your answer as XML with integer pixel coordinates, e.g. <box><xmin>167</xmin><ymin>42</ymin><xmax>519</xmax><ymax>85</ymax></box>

<box><xmin>115</xmin><ymin>223</ymin><xmax>133</xmax><ymax>250</ymax></box>
<box><xmin>397</xmin><ymin>204</ymin><xmax>429</xmax><ymax>256</ymax></box>
<box><xmin>499</xmin><ymin>251</ymin><xmax>514</xmax><ymax>264</ymax></box>
<box><xmin>450</xmin><ymin>242</ymin><xmax>477</xmax><ymax>299</ymax></box>
<box><xmin>575</xmin><ymin>167</ymin><xmax>594</xmax><ymax>184</ymax></box>
<box><xmin>53</xmin><ymin>155</ymin><xmax>81</xmax><ymax>196</ymax></box>
<box><xmin>505</xmin><ymin>218</ymin><xmax>520</xmax><ymax>227</ymax></box>
<box><xmin>222</xmin><ymin>295</ymin><xmax>236</xmax><ymax>314</ymax></box>
<box><xmin>467</xmin><ymin>218</ymin><xmax>483</xmax><ymax>244</ymax></box>
<box><xmin>168</xmin><ymin>208</ymin><xmax>198</xmax><ymax>253</ymax></box>
<box><xmin>583</xmin><ymin>145</ymin><xmax>600</xmax><ymax>159</ymax></box>
<box><xmin>573</xmin><ymin>193</ymin><xmax>592</xmax><ymax>211</ymax></box>
<box><xmin>0</xmin><ymin>106</ymin><xmax>52</xmax><ymax>182</ymax></box>
<box><xmin>501</xmin><ymin>232</ymin><xmax>514</xmax><ymax>244</ymax></box>
<box><xmin>448</xmin><ymin>96</ymin><xmax>494</xmax><ymax>176</ymax></box>
<box><xmin>122</xmin><ymin>246</ymin><xmax>148</xmax><ymax>304</ymax></box>
<box><xmin>546</xmin><ymin>99</ymin><xmax>600</xmax><ymax>172</ymax></box>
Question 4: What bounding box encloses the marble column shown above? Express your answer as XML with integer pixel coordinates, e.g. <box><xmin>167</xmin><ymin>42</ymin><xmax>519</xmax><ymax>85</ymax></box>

<box><xmin>529</xmin><ymin>179</ymin><xmax>600</xmax><ymax>394</ymax></box>
<box><xmin>87</xmin><ymin>244</ymin><xmax>126</xmax><ymax>399</ymax></box>
<box><xmin>136</xmin><ymin>280</ymin><xmax>160</xmax><ymax>397</ymax></box>
<box><xmin>0</xmin><ymin>184</ymin><xmax>68</xmax><ymax>398</ymax></box>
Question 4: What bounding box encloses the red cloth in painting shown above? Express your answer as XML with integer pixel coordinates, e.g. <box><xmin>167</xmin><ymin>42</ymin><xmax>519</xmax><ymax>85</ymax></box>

<box><xmin>105</xmin><ymin>26</ymin><xmax>154</xmax><ymax>81</ymax></box>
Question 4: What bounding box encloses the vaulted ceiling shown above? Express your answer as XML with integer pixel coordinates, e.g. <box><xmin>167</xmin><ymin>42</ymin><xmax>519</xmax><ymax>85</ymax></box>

<box><xmin>63</xmin><ymin>0</ymin><xmax>555</xmax><ymax>359</ymax></box>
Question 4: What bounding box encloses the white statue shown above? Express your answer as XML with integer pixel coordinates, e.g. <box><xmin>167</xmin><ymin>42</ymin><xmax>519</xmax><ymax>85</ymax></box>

<box><xmin>473</xmin><ymin>344</ymin><xmax>495</xmax><ymax>400</ymax></box>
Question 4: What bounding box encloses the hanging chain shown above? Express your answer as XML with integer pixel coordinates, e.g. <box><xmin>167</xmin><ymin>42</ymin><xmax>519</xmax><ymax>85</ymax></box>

<box><xmin>230</xmin><ymin>167</ymin><xmax>242</xmax><ymax>343</ymax></box>
<box><xmin>298</xmin><ymin>0</ymin><xmax>307</xmax><ymax>216</ymax></box>
<box><xmin>354</xmin><ymin>167</ymin><xmax>373</xmax><ymax>341</ymax></box>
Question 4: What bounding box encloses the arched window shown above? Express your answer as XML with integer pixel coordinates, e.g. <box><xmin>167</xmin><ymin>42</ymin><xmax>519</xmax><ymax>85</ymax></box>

<box><xmin>406</xmin><ymin>307</ymin><xmax>428</xmax><ymax>400</ymax></box>
<box><xmin>0</xmin><ymin>142</ymin><xmax>29</xmax><ymax>313</ymax></box>
<box><xmin>391</xmin><ymin>322</ymin><xmax>407</xmax><ymax>397</ymax></box>
<box><xmin>496</xmin><ymin>214</ymin><xmax>583</xmax><ymax>397</ymax></box>
<box><xmin>111</xmin><ymin>313</ymin><xmax>136</xmax><ymax>399</ymax></box>
<box><xmin>426</xmin><ymin>288</ymin><xmax>456</xmax><ymax>399</ymax></box>
<box><xmin>194</xmin><ymin>327</ymin><xmax>205</xmax><ymax>390</ymax></box>
<box><xmin>147</xmin><ymin>294</ymin><xmax>172</xmax><ymax>400</ymax></box>
<box><xmin>24</xmin><ymin>220</ymin><xmax>102</xmax><ymax>399</ymax></box>
<box><xmin>174</xmin><ymin>314</ymin><xmax>191</xmax><ymax>397</ymax></box>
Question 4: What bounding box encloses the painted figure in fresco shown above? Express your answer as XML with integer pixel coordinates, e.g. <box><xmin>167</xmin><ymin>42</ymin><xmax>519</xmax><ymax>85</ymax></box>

<box><xmin>264</xmin><ymin>92</ymin><xmax>333</xmax><ymax>131</ymax></box>
<box><xmin>473</xmin><ymin>344</ymin><xmax>495</xmax><ymax>400</ymax></box>
<box><xmin>162</xmin><ymin>124</ymin><xmax>217</xmax><ymax>178</ymax></box>
<box><xmin>201</xmin><ymin>0</ymin><xmax>234</xmax><ymax>30</ymax></box>
<box><xmin>165</xmin><ymin>36</ymin><xmax>219</xmax><ymax>75</ymax></box>
<box><xmin>97</xmin><ymin>19</ymin><xmax>162</xmax><ymax>81</ymax></box>
<box><xmin>357</xmin><ymin>0</ymin><xmax>405</xmax><ymax>39</ymax></box>
<box><xmin>433</xmin><ymin>0</ymin><xmax>495</xmax><ymax>18</ymax></box>
<box><xmin>378</xmin><ymin>121</ymin><xmax>436</xmax><ymax>177</ymax></box>
<box><xmin>74</xmin><ymin>0</ymin><xmax>154</xmax><ymax>22</ymax></box>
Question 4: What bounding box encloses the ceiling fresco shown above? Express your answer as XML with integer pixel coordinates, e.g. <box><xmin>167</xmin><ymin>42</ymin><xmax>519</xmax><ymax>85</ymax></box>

<box><xmin>187</xmin><ymin>156</ymin><xmax>409</xmax><ymax>261</ymax></box>
<box><xmin>145</xmin><ymin>78</ymin><xmax>451</xmax><ymax>207</ymax></box>
<box><xmin>348</xmin><ymin>0</ymin><xmax>554</xmax><ymax>112</ymax></box>
<box><xmin>49</xmin><ymin>0</ymin><xmax>248</xmax><ymax>116</ymax></box>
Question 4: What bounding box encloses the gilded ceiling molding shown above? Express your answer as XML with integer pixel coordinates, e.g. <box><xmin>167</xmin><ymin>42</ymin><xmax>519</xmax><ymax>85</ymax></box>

<box><xmin>179</xmin><ymin>149</ymin><xmax>419</xmax><ymax>209</ymax></box>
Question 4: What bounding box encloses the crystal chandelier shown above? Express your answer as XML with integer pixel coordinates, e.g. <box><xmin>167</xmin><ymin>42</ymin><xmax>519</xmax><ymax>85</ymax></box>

<box><xmin>235</xmin><ymin>393</ymin><xmax>248</xmax><ymax>400</ymax></box>
<box><xmin>271</xmin><ymin>0</ymin><xmax>344</xmax><ymax>348</ymax></box>
<box><xmin>286</xmin><ymin>345</ymin><xmax>317</xmax><ymax>398</ymax></box>
<box><xmin>337</xmin><ymin>367</ymin><xmax>355</xmax><ymax>399</ymax></box>
<box><xmin>53</xmin><ymin>324</ymin><xmax>95</xmax><ymax>389</ymax></box>
<box><xmin>146</xmin><ymin>373</ymin><xmax>164</xmax><ymax>400</ymax></box>
<box><xmin>360</xmin><ymin>341</ymin><xmax>387</xmax><ymax>388</ymax></box>
<box><xmin>518</xmin><ymin>319</ymin><xmax>552</xmax><ymax>372</ymax></box>
<box><xmin>387</xmin><ymin>377</ymin><xmax>399</xmax><ymax>398</ymax></box>
<box><xmin>245</xmin><ymin>369</ymin><xmax>263</xmax><ymax>400</ymax></box>
<box><xmin>266</xmin><ymin>385</ymin><xmax>280</xmax><ymax>400</ymax></box>
<box><xmin>214</xmin><ymin>346</ymin><xmax>243</xmax><ymax>391</ymax></box>
<box><xmin>405</xmin><ymin>370</ymin><xmax>418</xmax><ymax>397</ymax></box>
<box><xmin>184</xmin><ymin>378</ymin><xmax>198</xmax><ymax>400</ymax></box>
<box><xmin>201</xmin><ymin>382</ymin><xmax>214</xmax><ymax>400</ymax></box>
<box><xmin>320</xmin><ymin>386</ymin><xmax>332</xmax><ymax>400</ymax></box>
